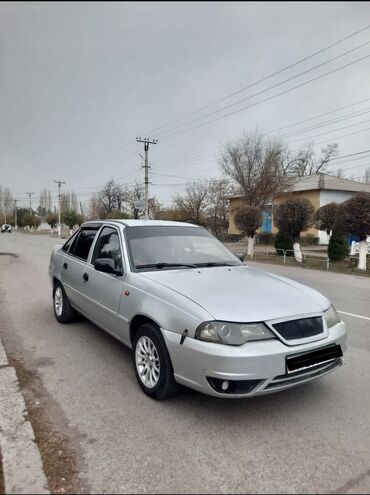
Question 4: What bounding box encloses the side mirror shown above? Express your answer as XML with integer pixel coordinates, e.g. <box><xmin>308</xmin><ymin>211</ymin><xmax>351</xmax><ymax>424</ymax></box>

<box><xmin>94</xmin><ymin>258</ymin><xmax>123</xmax><ymax>276</ymax></box>
<box><xmin>235</xmin><ymin>253</ymin><xmax>244</xmax><ymax>261</ymax></box>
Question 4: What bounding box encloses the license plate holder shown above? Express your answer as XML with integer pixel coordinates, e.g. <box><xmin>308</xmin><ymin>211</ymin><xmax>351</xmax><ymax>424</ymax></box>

<box><xmin>286</xmin><ymin>344</ymin><xmax>343</xmax><ymax>374</ymax></box>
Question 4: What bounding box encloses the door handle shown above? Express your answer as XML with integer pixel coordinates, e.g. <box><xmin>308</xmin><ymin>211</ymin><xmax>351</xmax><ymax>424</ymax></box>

<box><xmin>83</xmin><ymin>272</ymin><xmax>89</xmax><ymax>282</ymax></box>
<box><xmin>63</xmin><ymin>262</ymin><xmax>68</xmax><ymax>269</ymax></box>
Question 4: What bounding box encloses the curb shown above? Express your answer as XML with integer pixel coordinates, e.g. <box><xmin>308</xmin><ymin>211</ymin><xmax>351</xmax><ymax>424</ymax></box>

<box><xmin>0</xmin><ymin>337</ymin><xmax>49</xmax><ymax>494</ymax></box>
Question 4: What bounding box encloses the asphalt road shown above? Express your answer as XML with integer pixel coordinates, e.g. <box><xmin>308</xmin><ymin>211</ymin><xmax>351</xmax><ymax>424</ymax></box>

<box><xmin>0</xmin><ymin>232</ymin><xmax>369</xmax><ymax>494</ymax></box>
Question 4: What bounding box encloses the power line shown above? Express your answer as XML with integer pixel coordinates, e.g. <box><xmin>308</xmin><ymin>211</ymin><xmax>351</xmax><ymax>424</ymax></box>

<box><xmin>147</xmin><ymin>98</ymin><xmax>370</xmax><ymax>169</ymax></box>
<box><xmin>327</xmin><ymin>149</ymin><xmax>370</xmax><ymax>162</ymax></box>
<box><xmin>293</xmin><ymin>125</ymin><xmax>370</xmax><ymax>149</ymax></box>
<box><xmin>141</xmin><ymin>25</ymin><xmax>370</xmax><ymax>136</ymax></box>
<box><xmin>157</xmin><ymin>54</ymin><xmax>370</xmax><ymax>141</ymax></box>
<box><xmin>265</xmin><ymin>97</ymin><xmax>370</xmax><ymax>135</ymax></box>
<box><xmin>154</xmin><ymin>41</ymin><xmax>370</xmax><ymax>139</ymax></box>
<box><xmin>274</xmin><ymin>108</ymin><xmax>370</xmax><ymax>140</ymax></box>
<box><xmin>285</xmin><ymin>118</ymin><xmax>370</xmax><ymax>145</ymax></box>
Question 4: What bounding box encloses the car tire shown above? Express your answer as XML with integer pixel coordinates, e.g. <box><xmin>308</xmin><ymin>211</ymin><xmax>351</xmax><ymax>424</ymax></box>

<box><xmin>53</xmin><ymin>282</ymin><xmax>76</xmax><ymax>323</ymax></box>
<box><xmin>133</xmin><ymin>323</ymin><xmax>179</xmax><ymax>400</ymax></box>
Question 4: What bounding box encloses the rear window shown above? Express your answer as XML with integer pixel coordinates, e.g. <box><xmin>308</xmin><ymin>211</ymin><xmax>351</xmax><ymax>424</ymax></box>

<box><xmin>70</xmin><ymin>227</ymin><xmax>100</xmax><ymax>261</ymax></box>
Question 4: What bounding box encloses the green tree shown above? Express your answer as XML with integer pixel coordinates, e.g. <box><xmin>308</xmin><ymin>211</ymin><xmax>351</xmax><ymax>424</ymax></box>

<box><xmin>341</xmin><ymin>193</ymin><xmax>370</xmax><ymax>271</ymax></box>
<box><xmin>46</xmin><ymin>212</ymin><xmax>58</xmax><ymax>229</ymax></box>
<box><xmin>62</xmin><ymin>210</ymin><xmax>79</xmax><ymax>233</ymax></box>
<box><xmin>274</xmin><ymin>198</ymin><xmax>315</xmax><ymax>262</ymax></box>
<box><xmin>234</xmin><ymin>205</ymin><xmax>263</xmax><ymax>258</ymax></box>
<box><xmin>314</xmin><ymin>202</ymin><xmax>341</xmax><ymax>238</ymax></box>
<box><xmin>23</xmin><ymin>213</ymin><xmax>40</xmax><ymax>229</ymax></box>
<box><xmin>328</xmin><ymin>232</ymin><xmax>349</xmax><ymax>262</ymax></box>
<box><xmin>274</xmin><ymin>231</ymin><xmax>294</xmax><ymax>256</ymax></box>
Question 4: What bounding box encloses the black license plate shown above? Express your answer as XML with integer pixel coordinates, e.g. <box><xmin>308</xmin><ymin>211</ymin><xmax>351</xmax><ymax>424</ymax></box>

<box><xmin>286</xmin><ymin>345</ymin><xmax>343</xmax><ymax>374</ymax></box>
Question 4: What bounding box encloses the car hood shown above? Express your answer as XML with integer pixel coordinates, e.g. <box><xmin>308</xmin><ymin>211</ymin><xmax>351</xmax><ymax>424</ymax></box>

<box><xmin>139</xmin><ymin>265</ymin><xmax>330</xmax><ymax>322</ymax></box>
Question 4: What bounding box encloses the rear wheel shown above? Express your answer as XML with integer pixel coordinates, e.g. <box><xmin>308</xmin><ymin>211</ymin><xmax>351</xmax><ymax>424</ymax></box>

<box><xmin>133</xmin><ymin>323</ymin><xmax>179</xmax><ymax>400</ymax></box>
<box><xmin>53</xmin><ymin>282</ymin><xmax>76</xmax><ymax>323</ymax></box>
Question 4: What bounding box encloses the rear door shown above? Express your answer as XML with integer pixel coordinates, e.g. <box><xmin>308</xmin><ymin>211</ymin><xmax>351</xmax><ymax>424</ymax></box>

<box><xmin>60</xmin><ymin>225</ymin><xmax>100</xmax><ymax>312</ymax></box>
<box><xmin>81</xmin><ymin>225</ymin><xmax>128</xmax><ymax>341</ymax></box>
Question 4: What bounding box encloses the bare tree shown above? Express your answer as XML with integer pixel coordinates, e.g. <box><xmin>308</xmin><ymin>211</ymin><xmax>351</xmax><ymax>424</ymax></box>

<box><xmin>234</xmin><ymin>205</ymin><xmax>263</xmax><ymax>258</ymax></box>
<box><xmin>98</xmin><ymin>179</ymin><xmax>123</xmax><ymax>216</ymax></box>
<box><xmin>0</xmin><ymin>186</ymin><xmax>14</xmax><ymax>223</ymax></box>
<box><xmin>274</xmin><ymin>197</ymin><xmax>315</xmax><ymax>262</ymax></box>
<box><xmin>287</xmin><ymin>142</ymin><xmax>338</xmax><ymax>177</ymax></box>
<box><xmin>173</xmin><ymin>182</ymin><xmax>209</xmax><ymax>225</ymax></box>
<box><xmin>342</xmin><ymin>193</ymin><xmax>370</xmax><ymax>271</ymax></box>
<box><xmin>206</xmin><ymin>178</ymin><xmax>234</xmax><ymax>238</ymax></box>
<box><xmin>221</xmin><ymin>131</ymin><xmax>286</xmax><ymax>208</ymax></box>
<box><xmin>364</xmin><ymin>167</ymin><xmax>370</xmax><ymax>185</ymax></box>
<box><xmin>122</xmin><ymin>181</ymin><xmax>145</xmax><ymax>218</ymax></box>
<box><xmin>148</xmin><ymin>197</ymin><xmax>163</xmax><ymax>219</ymax></box>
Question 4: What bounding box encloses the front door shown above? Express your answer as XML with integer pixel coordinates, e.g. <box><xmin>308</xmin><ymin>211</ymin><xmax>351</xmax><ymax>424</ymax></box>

<box><xmin>81</xmin><ymin>226</ymin><xmax>128</xmax><ymax>342</ymax></box>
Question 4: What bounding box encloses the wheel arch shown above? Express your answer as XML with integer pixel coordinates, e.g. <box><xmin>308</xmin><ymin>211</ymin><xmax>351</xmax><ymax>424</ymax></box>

<box><xmin>130</xmin><ymin>314</ymin><xmax>162</xmax><ymax>346</ymax></box>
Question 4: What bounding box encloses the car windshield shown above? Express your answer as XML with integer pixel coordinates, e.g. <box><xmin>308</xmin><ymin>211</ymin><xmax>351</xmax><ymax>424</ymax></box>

<box><xmin>125</xmin><ymin>225</ymin><xmax>242</xmax><ymax>271</ymax></box>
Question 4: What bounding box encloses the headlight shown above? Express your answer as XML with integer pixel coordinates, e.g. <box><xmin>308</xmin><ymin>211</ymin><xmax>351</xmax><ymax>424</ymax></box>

<box><xmin>324</xmin><ymin>305</ymin><xmax>341</xmax><ymax>328</ymax></box>
<box><xmin>195</xmin><ymin>321</ymin><xmax>275</xmax><ymax>346</ymax></box>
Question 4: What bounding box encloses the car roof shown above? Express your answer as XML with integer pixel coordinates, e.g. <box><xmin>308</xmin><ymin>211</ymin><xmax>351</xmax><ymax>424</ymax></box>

<box><xmin>81</xmin><ymin>219</ymin><xmax>199</xmax><ymax>228</ymax></box>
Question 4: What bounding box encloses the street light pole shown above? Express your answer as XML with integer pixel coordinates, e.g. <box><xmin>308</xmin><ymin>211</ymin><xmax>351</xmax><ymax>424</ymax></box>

<box><xmin>53</xmin><ymin>180</ymin><xmax>66</xmax><ymax>238</ymax></box>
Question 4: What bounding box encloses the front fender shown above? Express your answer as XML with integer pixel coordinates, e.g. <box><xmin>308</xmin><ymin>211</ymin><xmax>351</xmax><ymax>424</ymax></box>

<box><xmin>122</xmin><ymin>273</ymin><xmax>213</xmax><ymax>338</ymax></box>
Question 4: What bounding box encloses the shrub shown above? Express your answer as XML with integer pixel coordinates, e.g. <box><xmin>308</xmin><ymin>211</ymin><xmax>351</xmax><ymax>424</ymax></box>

<box><xmin>274</xmin><ymin>231</ymin><xmax>294</xmax><ymax>256</ymax></box>
<box><xmin>300</xmin><ymin>234</ymin><xmax>319</xmax><ymax>246</ymax></box>
<box><xmin>328</xmin><ymin>232</ymin><xmax>349</xmax><ymax>261</ymax></box>
<box><xmin>224</xmin><ymin>234</ymin><xmax>244</xmax><ymax>242</ymax></box>
<box><xmin>256</xmin><ymin>232</ymin><xmax>275</xmax><ymax>245</ymax></box>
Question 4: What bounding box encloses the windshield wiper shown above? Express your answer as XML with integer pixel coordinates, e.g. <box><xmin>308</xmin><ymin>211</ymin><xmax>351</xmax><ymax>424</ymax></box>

<box><xmin>194</xmin><ymin>261</ymin><xmax>240</xmax><ymax>267</ymax></box>
<box><xmin>136</xmin><ymin>262</ymin><xmax>198</xmax><ymax>269</ymax></box>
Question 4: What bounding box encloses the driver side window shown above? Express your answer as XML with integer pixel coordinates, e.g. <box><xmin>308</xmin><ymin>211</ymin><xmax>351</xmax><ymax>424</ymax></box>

<box><xmin>92</xmin><ymin>227</ymin><xmax>123</xmax><ymax>273</ymax></box>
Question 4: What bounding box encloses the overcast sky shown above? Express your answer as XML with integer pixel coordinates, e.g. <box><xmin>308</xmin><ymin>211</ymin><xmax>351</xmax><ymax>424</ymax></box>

<box><xmin>0</xmin><ymin>1</ymin><xmax>369</xmax><ymax>210</ymax></box>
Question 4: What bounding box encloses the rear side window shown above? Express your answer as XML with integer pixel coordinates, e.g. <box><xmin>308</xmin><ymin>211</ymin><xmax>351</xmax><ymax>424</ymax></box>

<box><xmin>70</xmin><ymin>228</ymin><xmax>99</xmax><ymax>261</ymax></box>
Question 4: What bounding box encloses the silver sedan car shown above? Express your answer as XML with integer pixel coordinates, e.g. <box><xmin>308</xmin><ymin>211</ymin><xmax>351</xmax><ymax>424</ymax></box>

<box><xmin>49</xmin><ymin>220</ymin><xmax>347</xmax><ymax>399</ymax></box>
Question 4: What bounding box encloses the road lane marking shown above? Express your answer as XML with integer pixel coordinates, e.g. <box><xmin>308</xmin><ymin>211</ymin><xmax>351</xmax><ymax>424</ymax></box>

<box><xmin>338</xmin><ymin>310</ymin><xmax>370</xmax><ymax>321</ymax></box>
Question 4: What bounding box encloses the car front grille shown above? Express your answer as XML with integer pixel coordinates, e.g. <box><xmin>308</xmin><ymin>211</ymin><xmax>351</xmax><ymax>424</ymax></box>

<box><xmin>265</xmin><ymin>357</ymin><xmax>342</xmax><ymax>390</ymax></box>
<box><xmin>272</xmin><ymin>316</ymin><xmax>324</xmax><ymax>341</ymax></box>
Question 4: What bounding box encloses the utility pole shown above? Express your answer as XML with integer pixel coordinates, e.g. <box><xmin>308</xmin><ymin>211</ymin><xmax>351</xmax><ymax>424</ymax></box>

<box><xmin>25</xmin><ymin>192</ymin><xmax>35</xmax><ymax>213</ymax></box>
<box><xmin>136</xmin><ymin>137</ymin><xmax>158</xmax><ymax>219</ymax></box>
<box><xmin>14</xmin><ymin>199</ymin><xmax>18</xmax><ymax>231</ymax></box>
<box><xmin>53</xmin><ymin>180</ymin><xmax>66</xmax><ymax>238</ymax></box>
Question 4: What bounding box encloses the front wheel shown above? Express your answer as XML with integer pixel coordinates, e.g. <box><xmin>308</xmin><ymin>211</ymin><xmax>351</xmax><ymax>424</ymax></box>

<box><xmin>53</xmin><ymin>282</ymin><xmax>76</xmax><ymax>323</ymax></box>
<box><xmin>133</xmin><ymin>323</ymin><xmax>179</xmax><ymax>400</ymax></box>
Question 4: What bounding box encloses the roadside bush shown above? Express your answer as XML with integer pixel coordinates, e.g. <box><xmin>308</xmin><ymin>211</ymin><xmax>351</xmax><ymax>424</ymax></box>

<box><xmin>328</xmin><ymin>232</ymin><xmax>349</xmax><ymax>261</ymax></box>
<box><xmin>300</xmin><ymin>234</ymin><xmax>319</xmax><ymax>246</ymax></box>
<box><xmin>274</xmin><ymin>231</ymin><xmax>294</xmax><ymax>256</ymax></box>
<box><xmin>256</xmin><ymin>232</ymin><xmax>275</xmax><ymax>245</ymax></box>
<box><xmin>224</xmin><ymin>234</ymin><xmax>244</xmax><ymax>242</ymax></box>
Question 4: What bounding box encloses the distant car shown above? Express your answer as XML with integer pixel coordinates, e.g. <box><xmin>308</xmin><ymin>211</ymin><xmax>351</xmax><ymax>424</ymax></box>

<box><xmin>49</xmin><ymin>220</ymin><xmax>347</xmax><ymax>400</ymax></box>
<box><xmin>1</xmin><ymin>224</ymin><xmax>12</xmax><ymax>233</ymax></box>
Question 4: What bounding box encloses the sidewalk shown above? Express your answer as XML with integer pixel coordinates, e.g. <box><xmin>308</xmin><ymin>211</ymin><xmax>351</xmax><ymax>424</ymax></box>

<box><xmin>223</xmin><ymin>241</ymin><xmax>328</xmax><ymax>254</ymax></box>
<box><xmin>0</xmin><ymin>337</ymin><xmax>49</xmax><ymax>494</ymax></box>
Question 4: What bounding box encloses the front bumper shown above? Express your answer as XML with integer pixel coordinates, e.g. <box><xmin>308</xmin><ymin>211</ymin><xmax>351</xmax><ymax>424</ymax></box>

<box><xmin>162</xmin><ymin>321</ymin><xmax>347</xmax><ymax>398</ymax></box>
